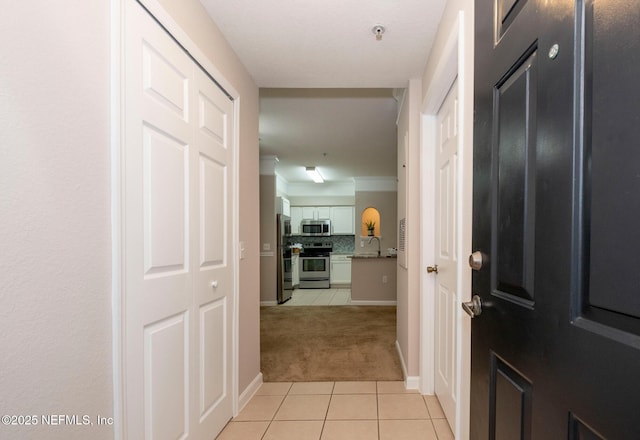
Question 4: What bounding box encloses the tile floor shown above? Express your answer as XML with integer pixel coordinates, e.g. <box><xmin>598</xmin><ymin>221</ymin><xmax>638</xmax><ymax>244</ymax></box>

<box><xmin>216</xmin><ymin>381</ymin><xmax>454</xmax><ymax>440</ymax></box>
<box><xmin>282</xmin><ymin>288</ymin><xmax>352</xmax><ymax>306</ymax></box>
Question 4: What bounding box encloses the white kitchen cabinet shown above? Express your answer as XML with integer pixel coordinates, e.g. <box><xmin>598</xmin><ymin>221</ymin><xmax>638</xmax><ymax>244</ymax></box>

<box><xmin>316</xmin><ymin>206</ymin><xmax>331</xmax><ymax>219</ymax></box>
<box><xmin>290</xmin><ymin>206</ymin><xmax>303</xmax><ymax>234</ymax></box>
<box><xmin>330</xmin><ymin>206</ymin><xmax>355</xmax><ymax>234</ymax></box>
<box><xmin>277</xmin><ymin>196</ymin><xmax>290</xmax><ymax>216</ymax></box>
<box><xmin>330</xmin><ymin>254</ymin><xmax>352</xmax><ymax>285</ymax></box>
<box><xmin>292</xmin><ymin>253</ymin><xmax>300</xmax><ymax>287</ymax></box>
<box><xmin>292</xmin><ymin>206</ymin><xmax>355</xmax><ymax>235</ymax></box>
<box><xmin>301</xmin><ymin>206</ymin><xmax>331</xmax><ymax>220</ymax></box>
<box><xmin>301</xmin><ymin>206</ymin><xmax>315</xmax><ymax>219</ymax></box>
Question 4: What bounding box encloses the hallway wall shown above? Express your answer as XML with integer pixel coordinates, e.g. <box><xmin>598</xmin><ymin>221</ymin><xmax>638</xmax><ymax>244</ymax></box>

<box><xmin>0</xmin><ymin>1</ymin><xmax>260</xmax><ymax>438</ymax></box>
<box><xmin>0</xmin><ymin>2</ymin><xmax>113</xmax><ymax>439</ymax></box>
<box><xmin>396</xmin><ymin>79</ymin><xmax>423</xmax><ymax>381</ymax></box>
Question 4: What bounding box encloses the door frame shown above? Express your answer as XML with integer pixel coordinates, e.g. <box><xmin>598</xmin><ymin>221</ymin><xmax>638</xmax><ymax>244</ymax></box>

<box><xmin>419</xmin><ymin>11</ymin><xmax>472</xmax><ymax>439</ymax></box>
<box><xmin>110</xmin><ymin>0</ymin><xmax>241</xmax><ymax>437</ymax></box>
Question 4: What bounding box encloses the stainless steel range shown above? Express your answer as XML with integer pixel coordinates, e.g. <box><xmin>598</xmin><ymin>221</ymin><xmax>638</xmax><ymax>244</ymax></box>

<box><xmin>299</xmin><ymin>242</ymin><xmax>332</xmax><ymax>289</ymax></box>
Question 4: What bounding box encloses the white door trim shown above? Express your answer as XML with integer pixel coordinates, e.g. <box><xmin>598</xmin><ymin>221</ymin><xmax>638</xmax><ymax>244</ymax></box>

<box><xmin>110</xmin><ymin>1</ymin><xmax>240</xmax><ymax>438</ymax></box>
<box><xmin>419</xmin><ymin>11</ymin><xmax>471</xmax><ymax>439</ymax></box>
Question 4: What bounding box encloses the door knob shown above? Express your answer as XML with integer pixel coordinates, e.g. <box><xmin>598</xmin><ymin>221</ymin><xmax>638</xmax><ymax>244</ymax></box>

<box><xmin>468</xmin><ymin>251</ymin><xmax>483</xmax><ymax>270</ymax></box>
<box><xmin>210</xmin><ymin>280</ymin><xmax>219</xmax><ymax>288</ymax></box>
<box><xmin>427</xmin><ymin>265</ymin><xmax>438</xmax><ymax>274</ymax></box>
<box><xmin>462</xmin><ymin>295</ymin><xmax>483</xmax><ymax>318</ymax></box>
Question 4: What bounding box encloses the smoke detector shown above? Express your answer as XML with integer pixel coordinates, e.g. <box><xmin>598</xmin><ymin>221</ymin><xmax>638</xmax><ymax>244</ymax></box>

<box><xmin>372</xmin><ymin>25</ymin><xmax>385</xmax><ymax>41</ymax></box>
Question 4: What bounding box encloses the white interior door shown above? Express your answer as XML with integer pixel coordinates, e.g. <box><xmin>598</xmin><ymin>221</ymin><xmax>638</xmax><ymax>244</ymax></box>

<box><xmin>434</xmin><ymin>79</ymin><xmax>459</xmax><ymax>432</ymax></box>
<box><xmin>123</xmin><ymin>1</ymin><xmax>234</xmax><ymax>438</ymax></box>
<box><xmin>192</xmin><ymin>63</ymin><xmax>234</xmax><ymax>437</ymax></box>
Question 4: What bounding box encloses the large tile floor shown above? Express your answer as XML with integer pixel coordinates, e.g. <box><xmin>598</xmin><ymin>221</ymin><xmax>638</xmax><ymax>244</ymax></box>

<box><xmin>282</xmin><ymin>288</ymin><xmax>352</xmax><ymax>306</ymax></box>
<box><xmin>216</xmin><ymin>381</ymin><xmax>454</xmax><ymax>440</ymax></box>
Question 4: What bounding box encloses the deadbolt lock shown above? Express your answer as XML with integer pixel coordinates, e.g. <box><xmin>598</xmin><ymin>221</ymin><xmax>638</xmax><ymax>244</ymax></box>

<box><xmin>469</xmin><ymin>251</ymin><xmax>483</xmax><ymax>271</ymax></box>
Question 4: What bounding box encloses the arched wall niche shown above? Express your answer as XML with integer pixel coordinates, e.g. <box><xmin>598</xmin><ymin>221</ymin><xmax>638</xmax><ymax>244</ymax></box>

<box><xmin>361</xmin><ymin>207</ymin><xmax>381</xmax><ymax>236</ymax></box>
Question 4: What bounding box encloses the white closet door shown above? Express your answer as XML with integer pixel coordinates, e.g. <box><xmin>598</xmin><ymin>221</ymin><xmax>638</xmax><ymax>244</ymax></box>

<box><xmin>434</xmin><ymin>79</ymin><xmax>459</xmax><ymax>432</ymax></box>
<box><xmin>190</xmin><ymin>63</ymin><xmax>234</xmax><ymax>438</ymax></box>
<box><xmin>123</xmin><ymin>1</ymin><xmax>234</xmax><ymax>438</ymax></box>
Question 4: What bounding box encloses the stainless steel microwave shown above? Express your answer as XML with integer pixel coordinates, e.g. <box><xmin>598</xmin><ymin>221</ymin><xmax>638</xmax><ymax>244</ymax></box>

<box><xmin>300</xmin><ymin>219</ymin><xmax>331</xmax><ymax>236</ymax></box>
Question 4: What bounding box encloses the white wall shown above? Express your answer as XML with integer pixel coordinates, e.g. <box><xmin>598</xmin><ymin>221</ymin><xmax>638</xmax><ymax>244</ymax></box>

<box><xmin>396</xmin><ymin>78</ymin><xmax>423</xmax><ymax>383</ymax></box>
<box><xmin>0</xmin><ymin>2</ymin><xmax>113</xmax><ymax>438</ymax></box>
<box><xmin>0</xmin><ymin>1</ymin><xmax>261</xmax><ymax>438</ymax></box>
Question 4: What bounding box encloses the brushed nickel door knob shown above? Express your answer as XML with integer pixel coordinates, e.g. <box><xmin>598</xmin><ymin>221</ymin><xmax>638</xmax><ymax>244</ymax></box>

<box><xmin>462</xmin><ymin>295</ymin><xmax>483</xmax><ymax>318</ymax></box>
<box><xmin>469</xmin><ymin>251</ymin><xmax>483</xmax><ymax>270</ymax></box>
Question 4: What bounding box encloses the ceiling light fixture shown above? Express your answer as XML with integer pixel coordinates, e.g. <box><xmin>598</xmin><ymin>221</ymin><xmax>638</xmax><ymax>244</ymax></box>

<box><xmin>305</xmin><ymin>167</ymin><xmax>324</xmax><ymax>183</ymax></box>
<box><xmin>372</xmin><ymin>25</ymin><xmax>385</xmax><ymax>41</ymax></box>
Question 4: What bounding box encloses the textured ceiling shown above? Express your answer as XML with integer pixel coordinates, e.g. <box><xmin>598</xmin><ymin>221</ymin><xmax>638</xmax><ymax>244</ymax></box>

<box><xmin>199</xmin><ymin>0</ymin><xmax>447</xmax><ymax>183</ymax></box>
<box><xmin>260</xmin><ymin>88</ymin><xmax>399</xmax><ymax>183</ymax></box>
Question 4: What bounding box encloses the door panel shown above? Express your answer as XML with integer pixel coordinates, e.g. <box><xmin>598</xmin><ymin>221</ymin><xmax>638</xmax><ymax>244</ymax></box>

<box><xmin>145</xmin><ymin>313</ymin><xmax>188</xmax><ymax>440</ymax></box>
<box><xmin>569</xmin><ymin>414</ymin><xmax>605</xmax><ymax>440</ymax></box>
<box><xmin>142</xmin><ymin>41</ymin><xmax>189</xmax><ymax>121</ymax></box>
<box><xmin>489</xmin><ymin>355</ymin><xmax>532</xmax><ymax>440</ymax></box>
<box><xmin>200</xmin><ymin>299</ymin><xmax>227</xmax><ymax>416</ymax></box>
<box><xmin>472</xmin><ymin>0</ymin><xmax>640</xmax><ymax>438</ymax></box>
<box><xmin>143</xmin><ymin>126</ymin><xmax>189</xmax><ymax>276</ymax></box>
<box><xmin>578</xmin><ymin>0</ymin><xmax>640</xmax><ymax>333</ymax></box>
<box><xmin>435</xmin><ymin>80</ymin><xmax>459</xmax><ymax>430</ymax></box>
<box><xmin>497</xmin><ymin>0</ymin><xmax>528</xmax><ymax>38</ymax></box>
<box><xmin>493</xmin><ymin>48</ymin><xmax>537</xmax><ymax>305</ymax></box>
<box><xmin>199</xmin><ymin>155</ymin><xmax>226</xmax><ymax>267</ymax></box>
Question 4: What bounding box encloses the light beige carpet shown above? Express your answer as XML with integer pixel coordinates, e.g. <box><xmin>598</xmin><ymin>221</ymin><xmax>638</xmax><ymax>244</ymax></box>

<box><xmin>260</xmin><ymin>305</ymin><xmax>403</xmax><ymax>382</ymax></box>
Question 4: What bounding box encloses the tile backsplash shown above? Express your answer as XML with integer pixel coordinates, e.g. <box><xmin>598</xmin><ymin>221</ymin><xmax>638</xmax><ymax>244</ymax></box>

<box><xmin>330</xmin><ymin>235</ymin><xmax>356</xmax><ymax>253</ymax></box>
<box><xmin>288</xmin><ymin>235</ymin><xmax>355</xmax><ymax>253</ymax></box>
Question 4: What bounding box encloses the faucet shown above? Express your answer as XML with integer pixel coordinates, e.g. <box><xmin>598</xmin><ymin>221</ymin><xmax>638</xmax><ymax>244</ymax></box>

<box><xmin>368</xmin><ymin>236</ymin><xmax>381</xmax><ymax>257</ymax></box>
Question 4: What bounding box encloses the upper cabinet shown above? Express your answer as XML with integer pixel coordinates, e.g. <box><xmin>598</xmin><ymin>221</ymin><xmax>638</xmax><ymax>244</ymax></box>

<box><xmin>290</xmin><ymin>206</ymin><xmax>303</xmax><ymax>234</ymax></box>
<box><xmin>301</xmin><ymin>206</ymin><xmax>331</xmax><ymax>220</ymax></box>
<box><xmin>277</xmin><ymin>196</ymin><xmax>290</xmax><ymax>217</ymax></box>
<box><xmin>331</xmin><ymin>206</ymin><xmax>355</xmax><ymax>235</ymax></box>
<box><xmin>290</xmin><ymin>205</ymin><xmax>355</xmax><ymax>235</ymax></box>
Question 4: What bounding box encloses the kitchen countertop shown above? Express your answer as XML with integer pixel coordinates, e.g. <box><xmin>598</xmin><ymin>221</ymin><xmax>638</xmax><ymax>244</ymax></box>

<box><xmin>349</xmin><ymin>254</ymin><xmax>397</xmax><ymax>259</ymax></box>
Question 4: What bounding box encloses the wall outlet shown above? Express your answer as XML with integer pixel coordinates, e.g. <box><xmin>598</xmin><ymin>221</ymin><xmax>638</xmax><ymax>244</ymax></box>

<box><xmin>263</xmin><ymin>243</ymin><xmax>271</xmax><ymax>251</ymax></box>
<box><xmin>360</xmin><ymin>240</ymin><xmax>364</xmax><ymax>247</ymax></box>
<box><xmin>382</xmin><ymin>275</ymin><xmax>388</xmax><ymax>284</ymax></box>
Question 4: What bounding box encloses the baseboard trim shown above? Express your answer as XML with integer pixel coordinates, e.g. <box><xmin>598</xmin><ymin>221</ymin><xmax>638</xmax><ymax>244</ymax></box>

<box><xmin>350</xmin><ymin>300</ymin><xmax>397</xmax><ymax>306</ymax></box>
<box><xmin>238</xmin><ymin>372</ymin><xmax>263</xmax><ymax>415</ymax></box>
<box><xmin>395</xmin><ymin>340</ymin><xmax>408</xmax><ymax>378</ymax></box>
<box><xmin>405</xmin><ymin>375</ymin><xmax>420</xmax><ymax>390</ymax></box>
<box><xmin>260</xmin><ymin>301</ymin><xmax>277</xmax><ymax>306</ymax></box>
<box><xmin>395</xmin><ymin>340</ymin><xmax>420</xmax><ymax>390</ymax></box>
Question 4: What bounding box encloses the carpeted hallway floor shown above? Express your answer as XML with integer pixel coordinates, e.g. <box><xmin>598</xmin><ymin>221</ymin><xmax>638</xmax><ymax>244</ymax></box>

<box><xmin>260</xmin><ymin>305</ymin><xmax>403</xmax><ymax>382</ymax></box>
